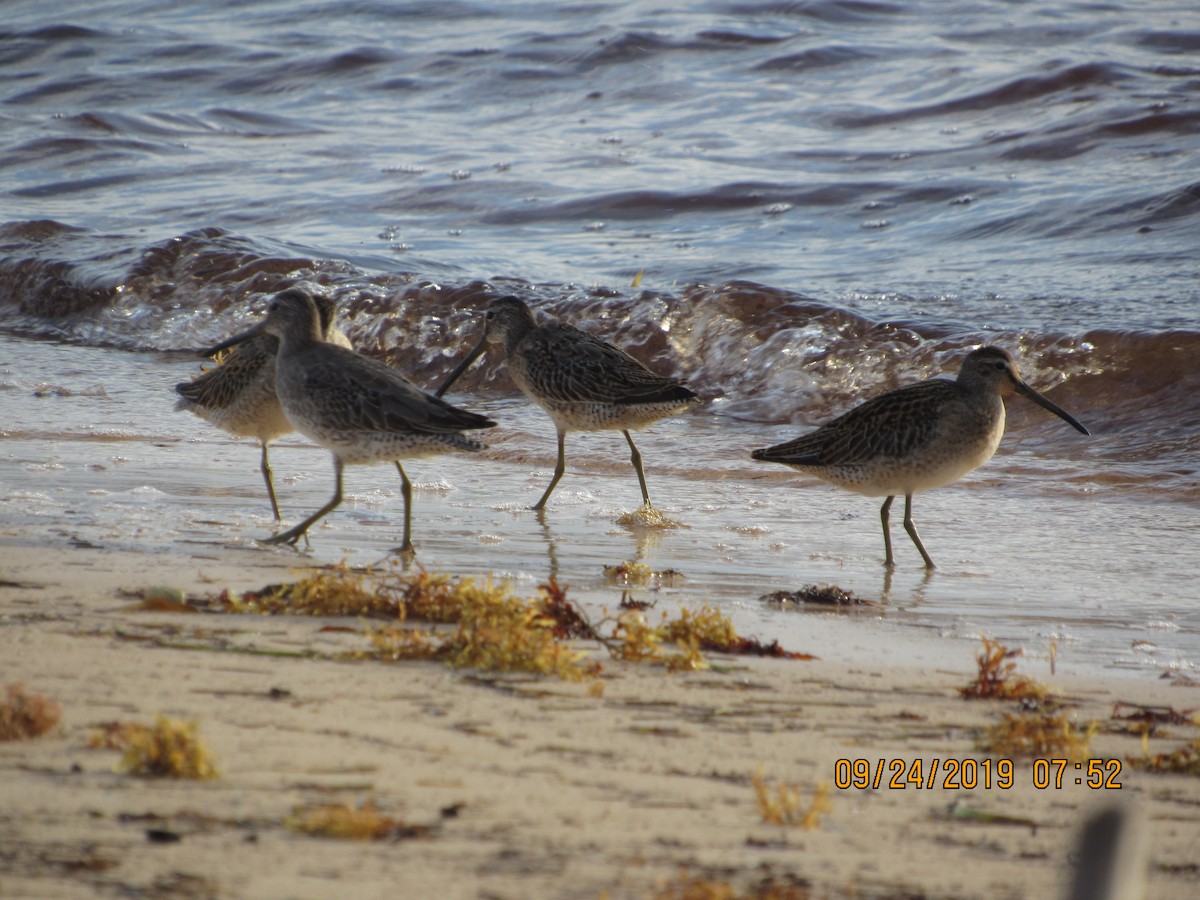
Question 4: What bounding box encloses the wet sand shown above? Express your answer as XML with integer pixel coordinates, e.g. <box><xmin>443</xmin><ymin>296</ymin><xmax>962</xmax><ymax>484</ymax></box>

<box><xmin>3</xmin><ymin>538</ymin><xmax>1200</xmax><ymax>899</ymax></box>
<box><xmin>3</xmin><ymin>336</ymin><xmax>1196</xmax><ymax>673</ymax></box>
<box><xmin>2</xmin><ymin>338</ymin><xmax>1200</xmax><ymax>897</ymax></box>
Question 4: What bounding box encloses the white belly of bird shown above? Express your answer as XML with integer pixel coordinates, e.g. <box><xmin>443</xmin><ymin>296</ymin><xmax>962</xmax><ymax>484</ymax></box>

<box><xmin>538</xmin><ymin>398</ymin><xmax>693</xmax><ymax>433</ymax></box>
<box><xmin>200</xmin><ymin>371</ymin><xmax>292</xmax><ymax>442</ymax></box>
<box><xmin>287</xmin><ymin>414</ymin><xmax>478</xmax><ymax>465</ymax></box>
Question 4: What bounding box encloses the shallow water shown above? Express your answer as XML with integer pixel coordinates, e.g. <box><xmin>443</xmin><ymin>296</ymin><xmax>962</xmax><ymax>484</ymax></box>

<box><xmin>2</xmin><ymin>335</ymin><xmax>1195</xmax><ymax>676</ymax></box>
<box><xmin>2</xmin><ymin>2</ymin><xmax>1198</xmax><ymax>676</ymax></box>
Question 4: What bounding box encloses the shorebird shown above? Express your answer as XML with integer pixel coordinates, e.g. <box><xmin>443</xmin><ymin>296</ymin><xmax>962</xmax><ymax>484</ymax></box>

<box><xmin>751</xmin><ymin>346</ymin><xmax>1089</xmax><ymax>569</ymax></box>
<box><xmin>437</xmin><ymin>296</ymin><xmax>698</xmax><ymax>510</ymax></box>
<box><xmin>175</xmin><ymin>289</ymin><xmax>350</xmax><ymax>521</ymax></box>
<box><xmin>201</xmin><ymin>289</ymin><xmax>496</xmax><ymax>552</ymax></box>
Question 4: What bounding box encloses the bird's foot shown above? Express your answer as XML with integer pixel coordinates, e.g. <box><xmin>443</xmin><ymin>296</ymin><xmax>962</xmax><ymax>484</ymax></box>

<box><xmin>261</xmin><ymin>529</ymin><xmax>304</xmax><ymax>547</ymax></box>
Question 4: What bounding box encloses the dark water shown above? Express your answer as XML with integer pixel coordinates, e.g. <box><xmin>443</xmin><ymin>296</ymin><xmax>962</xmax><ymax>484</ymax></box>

<box><xmin>1</xmin><ymin>1</ymin><xmax>1198</xmax><ymax>668</ymax></box>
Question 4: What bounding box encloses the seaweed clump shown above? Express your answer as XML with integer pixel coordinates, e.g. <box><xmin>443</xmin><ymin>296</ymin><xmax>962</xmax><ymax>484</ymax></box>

<box><xmin>751</xmin><ymin>767</ymin><xmax>831</xmax><ymax>830</ymax></box>
<box><xmin>232</xmin><ymin>564</ymin><xmax>394</xmax><ymax>618</ymax></box>
<box><xmin>603</xmin><ymin>560</ymin><xmax>685</xmax><ymax>587</ymax></box>
<box><xmin>1111</xmin><ymin>701</ymin><xmax>1197</xmax><ymax>738</ymax></box>
<box><xmin>959</xmin><ymin>636</ymin><xmax>1050</xmax><ymax>703</ymax></box>
<box><xmin>367</xmin><ymin>576</ymin><xmax>599</xmax><ymax>682</ymax></box>
<box><xmin>0</xmin><ymin>683</ymin><xmax>62</xmax><ymax>741</ymax></box>
<box><xmin>285</xmin><ymin>799</ymin><xmax>432</xmax><ymax>840</ymax></box>
<box><xmin>1119</xmin><ymin>700</ymin><xmax>1200</xmax><ymax>776</ymax></box>
<box><xmin>652</xmin><ymin>870</ymin><xmax>817</xmax><ymax>899</ymax></box>
<box><xmin>90</xmin><ymin>716</ymin><xmax>219</xmax><ymax>779</ymax></box>
<box><xmin>761</xmin><ymin>584</ymin><xmax>870</xmax><ymax>608</ymax></box>
<box><xmin>609</xmin><ymin>604</ymin><xmax>812</xmax><ymax>672</ymax></box>
<box><xmin>218</xmin><ymin>565</ymin><xmax>811</xmax><ymax>680</ymax></box>
<box><xmin>1131</xmin><ymin>736</ymin><xmax>1200</xmax><ymax>776</ymax></box>
<box><xmin>979</xmin><ymin>711</ymin><xmax>1096</xmax><ymax>762</ymax></box>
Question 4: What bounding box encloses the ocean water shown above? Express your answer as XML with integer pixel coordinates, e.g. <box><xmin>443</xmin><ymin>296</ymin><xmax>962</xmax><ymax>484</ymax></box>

<box><xmin>2</xmin><ymin>0</ymin><xmax>1198</xmax><ymax>673</ymax></box>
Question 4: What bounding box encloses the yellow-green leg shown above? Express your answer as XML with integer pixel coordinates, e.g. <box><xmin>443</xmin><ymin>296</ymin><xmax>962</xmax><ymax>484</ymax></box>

<box><xmin>260</xmin><ymin>441</ymin><xmax>282</xmax><ymax>522</ymax></box>
<box><xmin>880</xmin><ymin>495</ymin><xmax>896</xmax><ymax>568</ymax></box>
<box><xmin>531</xmin><ymin>430</ymin><xmax>567</xmax><ymax>511</ymax></box>
<box><xmin>264</xmin><ymin>457</ymin><xmax>344</xmax><ymax>545</ymax></box>
<box><xmin>903</xmin><ymin>493</ymin><xmax>935</xmax><ymax>570</ymax></box>
<box><xmin>623</xmin><ymin>429</ymin><xmax>651</xmax><ymax>507</ymax></box>
<box><xmin>395</xmin><ymin>462</ymin><xmax>414</xmax><ymax>554</ymax></box>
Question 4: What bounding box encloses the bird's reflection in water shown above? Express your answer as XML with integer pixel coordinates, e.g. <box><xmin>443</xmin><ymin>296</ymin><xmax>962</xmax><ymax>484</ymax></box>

<box><xmin>880</xmin><ymin>565</ymin><xmax>934</xmax><ymax>607</ymax></box>
<box><xmin>535</xmin><ymin>506</ymin><xmax>672</xmax><ymax>586</ymax></box>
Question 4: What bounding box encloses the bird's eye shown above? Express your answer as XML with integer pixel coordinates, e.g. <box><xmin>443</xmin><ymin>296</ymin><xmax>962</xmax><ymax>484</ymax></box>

<box><xmin>485</xmin><ymin>310</ymin><xmax>495</xmax><ymax>320</ymax></box>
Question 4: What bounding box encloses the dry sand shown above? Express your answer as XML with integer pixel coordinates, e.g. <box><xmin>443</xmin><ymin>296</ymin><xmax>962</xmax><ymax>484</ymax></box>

<box><xmin>2</xmin><ymin>536</ymin><xmax>1199</xmax><ymax>900</ymax></box>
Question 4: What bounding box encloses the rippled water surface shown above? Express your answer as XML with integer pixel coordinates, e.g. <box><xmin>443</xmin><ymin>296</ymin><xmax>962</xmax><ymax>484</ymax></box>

<box><xmin>4</xmin><ymin>0</ymin><xmax>1198</xmax><ymax>319</ymax></box>
<box><xmin>2</xmin><ymin>0</ymin><xmax>1198</xmax><ymax>672</ymax></box>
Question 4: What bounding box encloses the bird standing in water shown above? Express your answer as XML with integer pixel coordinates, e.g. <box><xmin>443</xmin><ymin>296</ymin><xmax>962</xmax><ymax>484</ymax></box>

<box><xmin>751</xmin><ymin>346</ymin><xmax>1089</xmax><ymax>569</ymax></box>
<box><xmin>201</xmin><ymin>289</ymin><xmax>495</xmax><ymax>552</ymax></box>
<box><xmin>437</xmin><ymin>296</ymin><xmax>698</xmax><ymax>511</ymax></box>
<box><xmin>175</xmin><ymin>289</ymin><xmax>351</xmax><ymax>521</ymax></box>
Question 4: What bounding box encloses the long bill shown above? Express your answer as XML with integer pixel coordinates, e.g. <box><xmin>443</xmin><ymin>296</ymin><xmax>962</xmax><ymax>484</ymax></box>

<box><xmin>1014</xmin><ymin>380</ymin><xmax>1090</xmax><ymax>435</ymax></box>
<box><xmin>435</xmin><ymin>335</ymin><xmax>487</xmax><ymax>398</ymax></box>
<box><xmin>198</xmin><ymin>320</ymin><xmax>269</xmax><ymax>358</ymax></box>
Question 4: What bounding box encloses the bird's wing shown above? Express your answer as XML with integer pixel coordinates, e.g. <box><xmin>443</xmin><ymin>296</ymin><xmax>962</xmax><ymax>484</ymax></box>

<box><xmin>814</xmin><ymin>378</ymin><xmax>957</xmax><ymax>464</ymax></box>
<box><xmin>754</xmin><ymin>378</ymin><xmax>957</xmax><ymax>466</ymax></box>
<box><xmin>518</xmin><ymin>324</ymin><xmax>694</xmax><ymax>405</ymax></box>
<box><xmin>174</xmin><ymin>336</ymin><xmax>275</xmax><ymax>410</ymax></box>
<box><xmin>294</xmin><ymin>345</ymin><xmax>495</xmax><ymax>434</ymax></box>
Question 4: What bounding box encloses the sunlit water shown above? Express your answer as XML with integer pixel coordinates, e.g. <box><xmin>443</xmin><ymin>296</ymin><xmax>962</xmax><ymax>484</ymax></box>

<box><xmin>2</xmin><ymin>336</ymin><xmax>1194</xmax><ymax>677</ymax></box>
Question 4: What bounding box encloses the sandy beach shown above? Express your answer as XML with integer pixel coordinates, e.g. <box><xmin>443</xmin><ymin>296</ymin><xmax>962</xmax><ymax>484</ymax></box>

<box><xmin>2</xmin><ymin>528</ymin><xmax>1200</xmax><ymax>899</ymax></box>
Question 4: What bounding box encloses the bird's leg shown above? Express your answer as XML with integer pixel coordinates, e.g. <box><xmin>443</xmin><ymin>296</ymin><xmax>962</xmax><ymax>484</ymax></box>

<box><xmin>903</xmin><ymin>493</ymin><xmax>936</xmax><ymax>570</ymax></box>
<box><xmin>263</xmin><ymin>458</ymin><xmax>343</xmax><ymax>545</ymax></box>
<box><xmin>531</xmin><ymin>430</ymin><xmax>567</xmax><ymax>511</ymax></box>
<box><xmin>259</xmin><ymin>441</ymin><xmax>282</xmax><ymax>522</ymax></box>
<box><xmin>880</xmin><ymin>495</ymin><xmax>896</xmax><ymax>568</ymax></box>
<box><xmin>623</xmin><ymin>430</ymin><xmax>652</xmax><ymax>508</ymax></box>
<box><xmin>394</xmin><ymin>462</ymin><xmax>414</xmax><ymax>554</ymax></box>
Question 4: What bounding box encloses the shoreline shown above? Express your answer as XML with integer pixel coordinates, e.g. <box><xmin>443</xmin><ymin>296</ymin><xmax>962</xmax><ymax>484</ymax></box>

<box><xmin>2</xmin><ymin>538</ymin><xmax>1200</xmax><ymax>899</ymax></box>
<box><xmin>3</xmin><ymin>334</ymin><xmax>1196</xmax><ymax>679</ymax></box>
<box><xmin>3</xmin><ymin>334</ymin><xmax>1199</xmax><ymax>897</ymax></box>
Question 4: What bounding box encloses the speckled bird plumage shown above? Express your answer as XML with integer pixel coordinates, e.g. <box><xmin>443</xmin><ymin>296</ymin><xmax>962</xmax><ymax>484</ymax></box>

<box><xmin>752</xmin><ymin>359</ymin><xmax>1008</xmax><ymax>498</ymax></box>
<box><xmin>174</xmin><ymin>289</ymin><xmax>350</xmax><ymax>520</ymax></box>
<box><xmin>199</xmin><ymin>289</ymin><xmax>495</xmax><ymax>551</ymax></box>
<box><xmin>273</xmin><ymin>322</ymin><xmax>494</xmax><ymax>463</ymax></box>
<box><xmin>437</xmin><ymin>295</ymin><xmax>698</xmax><ymax>509</ymax></box>
<box><xmin>752</xmin><ymin>346</ymin><xmax>1089</xmax><ymax>568</ymax></box>
<box><xmin>175</xmin><ymin>335</ymin><xmax>293</xmax><ymax>442</ymax></box>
